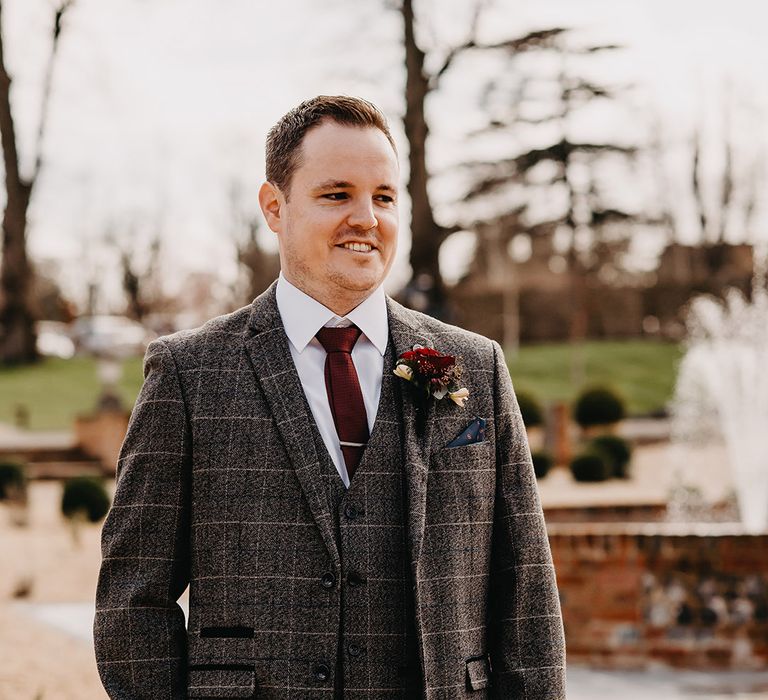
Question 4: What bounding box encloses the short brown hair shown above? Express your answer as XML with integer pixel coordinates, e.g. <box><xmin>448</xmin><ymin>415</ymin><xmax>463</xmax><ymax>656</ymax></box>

<box><xmin>265</xmin><ymin>95</ymin><xmax>396</xmax><ymax>196</ymax></box>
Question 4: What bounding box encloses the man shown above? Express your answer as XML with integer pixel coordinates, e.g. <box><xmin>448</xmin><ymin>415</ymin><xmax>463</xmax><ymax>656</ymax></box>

<box><xmin>94</xmin><ymin>96</ymin><xmax>565</xmax><ymax>699</ymax></box>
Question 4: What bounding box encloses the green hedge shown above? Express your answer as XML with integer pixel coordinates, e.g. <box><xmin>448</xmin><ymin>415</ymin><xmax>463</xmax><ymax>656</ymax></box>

<box><xmin>570</xmin><ymin>450</ymin><xmax>611</xmax><ymax>482</ymax></box>
<box><xmin>61</xmin><ymin>476</ymin><xmax>111</xmax><ymax>523</ymax></box>
<box><xmin>0</xmin><ymin>460</ymin><xmax>26</xmax><ymax>500</ymax></box>
<box><xmin>589</xmin><ymin>434</ymin><xmax>632</xmax><ymax>479</ymax></box>
<box><xmin>517</xmin><ymin>390</ymin><xmax>544</xmax><ymax>428</ymax></box>
<box><xmin>574</xmin><ymin>386</ymin><xmax>626</xmax><ymax>428</ymax></box>
<box><xmin>531</xmin><ymin>450</ymin><xmax>554</xmax><ymax>479</ymax></box>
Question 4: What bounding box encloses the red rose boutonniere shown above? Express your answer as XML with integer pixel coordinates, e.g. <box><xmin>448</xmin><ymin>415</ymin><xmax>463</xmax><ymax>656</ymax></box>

<box><xmin>393</xmin><ymin>345</ymin><xmax>469</xmax><ymax>435</ymax></box>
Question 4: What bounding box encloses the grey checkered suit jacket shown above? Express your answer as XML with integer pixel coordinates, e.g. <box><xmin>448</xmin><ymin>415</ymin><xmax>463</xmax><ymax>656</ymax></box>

<box><xmin>94</xmin><ymin>282</ymin><xmax>566</xmax><ymax>699</ymax></box>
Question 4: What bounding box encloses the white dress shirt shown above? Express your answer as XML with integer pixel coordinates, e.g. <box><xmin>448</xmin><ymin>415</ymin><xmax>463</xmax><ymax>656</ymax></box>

<box><xmin>275</xmin><ymin>273</ymin><xmax>388</xmax><ymax>488</ymax></box>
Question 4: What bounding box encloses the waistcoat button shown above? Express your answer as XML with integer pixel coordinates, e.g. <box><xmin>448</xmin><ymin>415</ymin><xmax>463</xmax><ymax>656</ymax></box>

<box><xmin>347</xmin><ymin>642</ymin><xmax>363</xmax><ymax>658</ymax></box>
<box><xmin>312</xmin><ymin>663</ymin><xmax>331</xmax><ymax>681</ymax></box>
<box><xmin>348</xmin><ymin>571</ymin><xmax>365</xmax><ymax>586</ymax></box>
<box><xmin>320</xmin><ymin>572</ymin><xmax>336</xmax><ymax>589</ymax></box>
<box><xmin>344</xmin><ymin>504</ymin><xmax>360</xmax><ymax>520</ymax></box>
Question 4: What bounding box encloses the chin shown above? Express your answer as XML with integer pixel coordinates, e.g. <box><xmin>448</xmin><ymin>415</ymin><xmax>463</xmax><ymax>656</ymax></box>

<box><xmin>330</xmin><ymin>268</ymin><xmax>382</xmax><ymax>293</ymax></box>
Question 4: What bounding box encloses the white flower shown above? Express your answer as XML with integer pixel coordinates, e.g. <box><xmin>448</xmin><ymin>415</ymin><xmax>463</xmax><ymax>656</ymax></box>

<box><xmin>393</xmin><ymin>364</ymin><xmax>413</xmax><ymax>381</ymax></box>
<box><xmin>448</xmin><ymin>387</ymin><xmax>469</xmax><ymax>407</ymax></box>
<box><xmin>431</xmin><ymin>386</ymin><xmax>448</xmax><ymax>400</ymax></box>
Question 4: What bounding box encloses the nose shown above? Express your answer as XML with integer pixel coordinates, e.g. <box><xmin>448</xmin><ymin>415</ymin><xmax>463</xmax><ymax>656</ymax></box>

<box><xmin>347</xmin><ymin>198</ymin><xmax>377</xmax><ymax>231</ymax></box>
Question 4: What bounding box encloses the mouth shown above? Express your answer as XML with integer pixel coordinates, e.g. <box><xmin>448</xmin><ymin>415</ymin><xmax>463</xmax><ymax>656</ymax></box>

<box><xmin>336</xmin><ymin>242</ymin><xmax>376</xmax><ymax>253</ymax></box>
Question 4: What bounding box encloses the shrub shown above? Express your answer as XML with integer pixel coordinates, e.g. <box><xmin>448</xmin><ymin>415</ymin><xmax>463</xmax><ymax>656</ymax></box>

<box><xmin>61</xmin><ymin>476</ymin><xmax>110</xmax><ymax>523</ymax></box>
<box><xmin>589</xmin><ymin>434</ymin><xmax>632</xmax><ymax>478</ymax></box>
<box><xmin>570</xmin><ymin>450</ymin><xmax>611</xmax><ymax>482</ymax></box>
<box><xmin>531</xmin><ymin>450</ymin><xmax>553</xmax><ymax>479</ymax></box>
<box><xmin>516</xmin><ymin>390</ymin><xmax>544</xmax><ymax>428</ymax></box>
<box><xmin>0</xmin><ymin>460</ymin><xmax>26</xmax><ymax>500</ymax></box>
<box><xmin>574</xmin><ymin>385</ymin><xmax>626</xmax><ymax>428</ymax></box>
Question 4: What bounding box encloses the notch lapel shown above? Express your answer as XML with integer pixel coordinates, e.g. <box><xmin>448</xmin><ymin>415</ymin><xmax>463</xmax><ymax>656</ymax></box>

<box><xmin>243</xmin><ymin>283</ymin><xmax>339</xmax><ymax>568</ymax></box>
<box><xmin>386</xmin><ymin>297</ymin><xmax>435</xmax><ymax>570</ymax></box>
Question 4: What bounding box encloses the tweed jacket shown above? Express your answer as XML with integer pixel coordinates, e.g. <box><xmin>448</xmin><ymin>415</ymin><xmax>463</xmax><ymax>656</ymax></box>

<box><xmin>94</xmin><ymin>282</ymin><xmax>566</xmax><ymax>699</ymax></box>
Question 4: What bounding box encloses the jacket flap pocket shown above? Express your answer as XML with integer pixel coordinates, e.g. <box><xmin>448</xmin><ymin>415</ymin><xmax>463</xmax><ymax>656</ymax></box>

<box><xmin>465</xmin><ymin>655</ymin><xmax>491</xmax><ymax>691</ymax></box>
<box><xmin>188</xmin><ymin>664</ymin><xmax>256</xmax><ymax>699</ymax></box>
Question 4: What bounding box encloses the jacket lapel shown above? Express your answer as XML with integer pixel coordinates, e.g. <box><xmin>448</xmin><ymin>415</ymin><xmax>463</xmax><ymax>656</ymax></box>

<box><xmin>386</xmin><ymin>297</ymin><xmax>435</xmax><ymax>569</ymax></box>
<box><xmin>243</xmin><ymin>282</ymin><xmax>339</xmax><ymax>568</ymax></box>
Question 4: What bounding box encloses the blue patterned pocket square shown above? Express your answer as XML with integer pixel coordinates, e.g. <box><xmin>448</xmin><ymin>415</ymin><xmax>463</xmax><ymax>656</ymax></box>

<box><xmin>447</xmin><ymin>418</ymin><xmax>487</xmax><ymax>448</ymax></box>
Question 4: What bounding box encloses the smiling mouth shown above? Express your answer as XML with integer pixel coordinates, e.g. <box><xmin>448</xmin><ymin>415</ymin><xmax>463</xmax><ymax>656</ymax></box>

<box><xmin>338</xmin><ymin>242</ymin><xmax>375</xmax><ymax>253</ymax></box>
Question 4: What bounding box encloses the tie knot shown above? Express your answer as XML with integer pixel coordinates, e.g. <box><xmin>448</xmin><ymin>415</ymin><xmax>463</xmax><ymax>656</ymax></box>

<box><xmin>316</xmin><ymin>325</ymin><xmax>362</xmax><ymax>354</ymax></box>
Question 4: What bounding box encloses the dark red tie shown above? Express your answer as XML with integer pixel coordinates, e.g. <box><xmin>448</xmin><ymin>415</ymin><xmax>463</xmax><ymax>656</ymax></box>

<box><xmin>315</xmin><ymin>325</ymin><xmax>369</xmax><ymax>481</ymax></box>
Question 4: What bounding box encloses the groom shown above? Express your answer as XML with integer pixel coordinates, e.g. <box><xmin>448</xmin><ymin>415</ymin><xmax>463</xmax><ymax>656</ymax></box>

<box><xmin>94</xmin><ymin>96</ymin><xmax>565</xmax><ymax>699</ymax></box>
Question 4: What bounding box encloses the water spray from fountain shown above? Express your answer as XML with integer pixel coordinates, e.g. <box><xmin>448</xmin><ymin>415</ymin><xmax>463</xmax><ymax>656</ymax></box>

<box><xmin>672</xmin><ymin>245</ymin><xmax>768</xmax><ymax>533</ymax></box>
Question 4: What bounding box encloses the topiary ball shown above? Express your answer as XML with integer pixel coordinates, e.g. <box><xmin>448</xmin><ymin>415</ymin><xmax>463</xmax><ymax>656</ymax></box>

<box><xmin>589</xmin><ymin>434</ymin><xmax>632</xmax><ymax>478</ymax></box>
<box><xmin>531</xmin><ymin>450</ymin><xmax>554</xmax><ymax>479</ymax></box>
<box><xmin>574</xmin><ymin>386</ymin><xmax>626</xmax><ymax>428</ymax></box>
<box><xmin>570</xmin><ymin>450</ymin><xmax>611</xmax><ymax>482</ymax></box>
<box><xmin>61</xmin><ymin>476</ymin><xmax>111</xmax><ymax>523</ymax></box>
<box><xmin>516</xmin><ymin>390</ymin><xmax>544</xmax><ymax>428</ymax></box>
<box><xmin>0</xmin><ymin>460</ymin><xmax>26</xmax><ymax>500</ymax></box>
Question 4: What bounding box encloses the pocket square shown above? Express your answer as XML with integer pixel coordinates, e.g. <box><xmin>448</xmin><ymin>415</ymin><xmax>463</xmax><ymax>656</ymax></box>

<box><xmin>447</xmin><ymin>418</ymin><xmax>487</xmax><ymax>447</ymax></box>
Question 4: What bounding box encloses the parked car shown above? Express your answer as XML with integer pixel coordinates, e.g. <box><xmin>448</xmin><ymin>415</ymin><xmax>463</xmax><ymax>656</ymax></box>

<box><xmin>36</xmin><ymin>320</ymin><xmax>76</xmax><ymax>359</ymax></box>
<box><xmin>71</xmin><ymin>315</ymin><xmax>155</xmax><ymax>358</ymax></box>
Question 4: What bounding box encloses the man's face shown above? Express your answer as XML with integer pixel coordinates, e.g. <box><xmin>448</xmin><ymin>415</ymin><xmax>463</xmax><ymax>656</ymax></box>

<box><xmin>259</xmin><ymin>120</ymin><xmax>399</xmax><ymax>307</ymax></box>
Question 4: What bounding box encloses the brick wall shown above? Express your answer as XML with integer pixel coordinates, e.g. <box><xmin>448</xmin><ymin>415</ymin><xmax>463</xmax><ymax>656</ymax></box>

<box><xmin>548</xmin><ymin>523</ymin><xmax>768</xmax><ymax>669</ymax></box>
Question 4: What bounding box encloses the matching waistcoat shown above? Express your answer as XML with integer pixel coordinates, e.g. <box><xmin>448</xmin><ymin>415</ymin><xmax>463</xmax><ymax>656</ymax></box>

<box><xmin>311</xmin><ymin>340</ymin><xmax>421</xmax><ymax>698</ymax></box>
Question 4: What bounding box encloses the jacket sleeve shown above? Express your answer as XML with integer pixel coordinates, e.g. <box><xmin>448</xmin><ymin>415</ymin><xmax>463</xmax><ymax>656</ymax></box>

<box><xmin>94</xmin><ymin>339</ymin><xmax>191</xmax><ymax>699</ymax></box>
<box><xmin>487</xmin><ymin>340</ymin><xmax>566</xmax><ymax>699</ymax></box>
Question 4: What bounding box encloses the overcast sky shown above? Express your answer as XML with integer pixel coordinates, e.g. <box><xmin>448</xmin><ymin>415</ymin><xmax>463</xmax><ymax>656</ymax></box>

<box><xmin>4</xmin><ymin>0</ymin><xmax>768</xmax><ymax>307</ymax></box>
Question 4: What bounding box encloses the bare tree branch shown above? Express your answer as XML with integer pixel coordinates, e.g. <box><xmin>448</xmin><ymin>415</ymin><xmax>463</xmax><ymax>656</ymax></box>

<box><xmin>429</xmin><ymin>0</ymin><xmax>489</xmax><ymax>88</ymax></box>
<box><xmin>32</xmin><ymin>0</ymin><xmax>75</xmax><ymax>181</ymax></box>
<box><xmin>0</xmin><ymin>0</ymin><xmax>23</xmax><ymax>191</ymax></box>
<box><xmin>691</xmin><ymin>130</ymin><xmax>709</xmax><ymax>244</ymax></box>
<box><xmin>431</xmin><ymin>25</ymin><xmax>569</xmax><ymax>93</ymax></box>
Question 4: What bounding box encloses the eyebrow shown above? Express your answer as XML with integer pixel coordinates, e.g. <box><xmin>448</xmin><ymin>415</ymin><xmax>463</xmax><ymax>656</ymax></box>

<box><xmin>312</xmin><ymin>179</ymin><xmax>397</xmax><ymax>193</ymax></box>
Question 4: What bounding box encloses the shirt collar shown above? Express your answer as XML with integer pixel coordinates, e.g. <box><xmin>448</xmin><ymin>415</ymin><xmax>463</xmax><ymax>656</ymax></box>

<box><xmin>275</xmin><ymin>272</ymin><xmax>388</xmax><ymax>355</ymax></box>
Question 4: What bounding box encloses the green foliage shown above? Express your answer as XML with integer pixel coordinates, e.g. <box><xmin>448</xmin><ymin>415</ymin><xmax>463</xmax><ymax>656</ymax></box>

<box><xmin>516</xmin><ymin>390</ymin><xmax>544</xmax><ymax>427</ymax></box>
<box><xmin>0</xmin><ymin>341</ymin><xmax>679</xmax><ymax>430</ymax></box>
<box><xmin>589</xmin><ymin>434</ymin><xmax>632</xmax><ymax>478</ymax></box>
<box><xmin>61</xmin><ymin>476</ymin><xmax>110</xmax><ymax>523</ymax></box>
<box><xmin>508</xmin><ymin>340</ymin><xmax>682</xmax><ymax>416</ymax></box>
<box><xmin>0</xmin><ymin>356</ymin><xmax>142</xmax><ymax>430</ymax></box>
<box><xmin>570</xmin><ymin>450</ymin><xmax>611</xmax><ymax>482</ymax></box>
<box><xmin>574</xmin><ymin>385</ymin><xmax>626</xmax><ymax>428</ymax></box>
<box><xmin>531</xmin><ymin>450</ymin><xmax>553</xmax><ymax>479</ymax></box>
<box><xmin>0</xmin><ymin>460</ymin><xmax>26</xmax><ymax>499</ymax></box>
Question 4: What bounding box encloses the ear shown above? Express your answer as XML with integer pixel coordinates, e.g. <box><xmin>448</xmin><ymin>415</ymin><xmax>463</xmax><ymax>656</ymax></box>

<box><xmin>258</xmin><ymin>181</ymin><xmax>283</xmax><ymax>233</ymax></box>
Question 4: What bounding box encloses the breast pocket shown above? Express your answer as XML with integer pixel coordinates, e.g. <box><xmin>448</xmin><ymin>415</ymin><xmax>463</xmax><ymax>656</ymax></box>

<box><xmin>428</xmin><ymin>441</ymin><xmax>495</xmax><ymax>524</ymax></box>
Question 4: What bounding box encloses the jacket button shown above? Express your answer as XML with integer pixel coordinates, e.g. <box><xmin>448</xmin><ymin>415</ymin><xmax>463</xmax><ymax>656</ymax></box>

<box><xmin>312</xmin><ymin>663</ymin><xmax>331</xmax><ymax>682</ymax></box>
<box><xmin>348</xmin><ymin>571</ymin><xmax>365</xmax><ymax>586</ymax></box>
<box><xmin>320</xmin><ymin>572</ymin><xmax>336</xmax><ymax>589</ymax></box>
<box><xmin>344</xmin><ymin>504</ymin><xmax>360</xmax><ymax>520</ymax></box>
<box><xmin>347</xmin><ymin>642</ymin><xmax>363</xmax><ymax>658</ymax></box>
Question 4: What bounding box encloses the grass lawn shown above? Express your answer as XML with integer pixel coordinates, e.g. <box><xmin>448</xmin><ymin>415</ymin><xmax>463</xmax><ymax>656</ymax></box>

<box><xmin>0</xmin><ymin>339</ymin><xmax>683</xmax><ymax>431</ymax></box>
<box><xmin>506</xmin><ymin>339</ymin><xmax>684</xmax><ymax>417</ymax></box>
<box><xmin>0</xmin><ymin>356</ymin><xmax>144</xmax><ymax>431</ymax></box>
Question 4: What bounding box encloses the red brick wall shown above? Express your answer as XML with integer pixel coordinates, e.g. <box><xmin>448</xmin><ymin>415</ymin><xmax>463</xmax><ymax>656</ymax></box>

<box><xmin>548</xmin><ymin>524</ymin><xmax>768</xmax><ymax>669</ymax></box>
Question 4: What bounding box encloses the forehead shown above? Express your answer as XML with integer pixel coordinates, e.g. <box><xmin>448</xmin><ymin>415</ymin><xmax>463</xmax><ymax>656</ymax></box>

<box><xmin>294</xmin><ymin>121</ymin><xmax>399</xmax><ymax>185</ymax></box>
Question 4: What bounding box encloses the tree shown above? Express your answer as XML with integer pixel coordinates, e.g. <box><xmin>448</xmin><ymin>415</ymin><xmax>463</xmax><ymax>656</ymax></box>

<box><xmin>228</xmin><ymin>182</ymin><xmax>279</xmax><ymax>306</ymax></box>
<box><xmin>0</xmin><ymin>0</ymin><xmax>74</xmax><ymax>364</ymax></box>
<box><xmin>397</xmin><ymin>0</ymin><xmax>565</xmax><ymax>317</ymax></box>
<box><xmin>456</xmin><ymin>34</ymin><xmax>650</xmax><ymax>368</ymax></box>
<box><xmin>111</xmin><ymin>230</ymin><xmax>162</xmax><ymax>322</ymax></box>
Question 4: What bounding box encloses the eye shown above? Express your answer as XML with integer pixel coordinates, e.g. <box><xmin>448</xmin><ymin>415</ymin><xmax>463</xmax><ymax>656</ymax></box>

<box><xmin>375</xmin><ymin>194</ymin><xmax>395</xmax><ymax>204</ymax></box>
<box><xmin>322</xmin><ymin>192</ymin><xmax>349</xmax><ymax>201</ymax></box>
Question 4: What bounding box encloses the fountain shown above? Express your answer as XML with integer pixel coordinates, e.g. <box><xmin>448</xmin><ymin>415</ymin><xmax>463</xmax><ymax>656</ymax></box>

<box><xmin>672</xmin><ymin>251</ymin><xmax>768</xmax><ymax>533</ymax></box>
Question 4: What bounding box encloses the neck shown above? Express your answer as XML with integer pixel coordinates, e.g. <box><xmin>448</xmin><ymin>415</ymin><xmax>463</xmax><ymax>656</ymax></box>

<box><xmin>282</xmin><ymin>272</ymin><xmax>373</xmax><ymax>316</ymax></box>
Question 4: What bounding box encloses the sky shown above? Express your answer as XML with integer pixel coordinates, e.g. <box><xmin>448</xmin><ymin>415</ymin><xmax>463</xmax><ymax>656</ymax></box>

<box><xmin>4</xmin><ymin>0</ymin><xmax>768</xmax><ymax>309</ymax></box>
